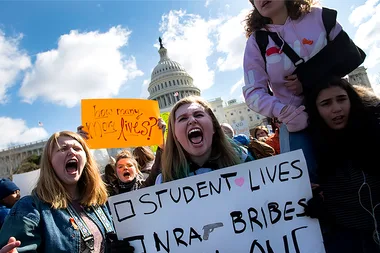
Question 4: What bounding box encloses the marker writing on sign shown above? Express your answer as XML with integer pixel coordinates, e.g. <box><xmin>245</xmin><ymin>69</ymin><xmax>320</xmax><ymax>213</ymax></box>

<box><xmin>249</xmin><ymin>226</ymin><xmax>307</xmax><ymax>253</ymax></box>
<box><xmin>93</xmin><ymin>105</ymin><xmax>142</xmax><ymax>119</ymax></box>
<box><xmin>136</xmin><ymin>172</ymin><xmax>237</xmax><ymax>216</ymax></box>
<box><xmin>117</xmin><ymin>117</ymin><xmax>158</xmax><ymax>141</ymax></box>
<box><xmin>249</xmin><ymin>159</ymin><xmax>303</xmax><ymax>192</ymax></box>
<box><xmin>153</xmin><ymin>222</ymin><xmax>223</xmax><ymax>252</ymax></box>
<box><xmin>230</xmin><ymin>198</ymin><xmax>307</xmax><ymax>233</ymax></box>
<box><xmin>85</xmin><ymin>120</ymin><xmax>118</xmax><ymax>138</ymax></box>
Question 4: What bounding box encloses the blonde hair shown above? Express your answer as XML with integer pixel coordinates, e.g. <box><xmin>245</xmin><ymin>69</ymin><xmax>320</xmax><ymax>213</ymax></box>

<box><xmin>34</xmin><ymin>131</ymin><xmax>108</xmax><ymax>209</ymax></box>
<box><xmin>162</xmin><ymin>96</ymin><xmax>241</xmax><ymax>182</ymax></box>
<box><xmin>115</xmin><ymin>150</ymin><xmax>144</xmax><ymax>178</ymax></box>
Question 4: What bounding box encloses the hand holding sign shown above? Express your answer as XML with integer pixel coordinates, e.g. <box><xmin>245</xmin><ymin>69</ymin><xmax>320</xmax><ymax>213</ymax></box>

<box><xmin>81</xmin><ymin>99</ymin><xmax>163</xmax><ymax>149</ymax></box>
<box><xmin>77</xmin><ymin>125</ymin><xmax>89</xmax><ymax>140</ymax></box>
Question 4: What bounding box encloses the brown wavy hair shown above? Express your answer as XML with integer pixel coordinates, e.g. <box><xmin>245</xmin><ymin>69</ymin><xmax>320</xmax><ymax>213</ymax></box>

<box><xmin>34</xmin><ymin>131</ymin><xmax>108</xmax><ymax>209</ymax></box>
<box><xmin>245</xmin><ymin>0</ymin><xmax>314</xmax><ymax>38</ymax></box>
<box><xmin>162</xmin><ymin>96</ymin><xmax>241</xmax><ymax>182</ymax></box>
<box><xmin>132</xmin><ymin>146</ymin><xmax>155</xmax><ymax>170</ymax></box>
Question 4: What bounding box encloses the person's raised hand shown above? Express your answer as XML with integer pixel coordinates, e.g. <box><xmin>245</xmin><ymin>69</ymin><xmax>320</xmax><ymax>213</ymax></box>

<box><xmin>157</xmin><ymin>118</ymin><xmax>166</xmax><ymax>150</ymax></box>
<box><xmin>157</xmin><ymin>118</ymin><xmax>166</xmax><ymax>134</ymax></box>
<box><xmin>285</xmin><ymin>74</ymin><xmax>303</xmax><ymax>96</ymax></box>
<box><xmin>0</xmin><ymin>237</ymin><xmax>21</xmax><ymax>253</ymax></box>
<box><xmin>278</xmin><ymin>105</ymin><xmax>308</xmax><ymax>132</ymax></box>
<box><xmin>77</xmin><ymin>125</ymin><xmax>89</xmax><ymax>140</ymax></box>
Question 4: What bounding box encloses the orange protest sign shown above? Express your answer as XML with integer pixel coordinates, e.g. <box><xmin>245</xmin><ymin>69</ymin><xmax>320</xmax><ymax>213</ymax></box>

<box><xmin>81</xmin><ymin>99</ymin><xmax>162</xmax><ymax>149</ymax></box>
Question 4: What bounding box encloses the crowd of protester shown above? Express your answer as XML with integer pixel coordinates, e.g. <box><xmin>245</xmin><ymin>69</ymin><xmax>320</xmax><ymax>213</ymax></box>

<box><xmin>2</xmin><ymin>0</ymin><xmax>379</xmax><ymax>252</ymax></box>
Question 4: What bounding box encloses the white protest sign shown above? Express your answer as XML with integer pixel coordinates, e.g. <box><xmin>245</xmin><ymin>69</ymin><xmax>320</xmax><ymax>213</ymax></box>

<box><xmin>108</xmin><ymin>150</ymin><xmax>325</xmax><ymax>253</ymax></box>
<box><xmin>13</xmin><ymin>169</ymin><xmax>40</xmax><ymax>197</ymax></box>
<box><xmin>233</xmin><ymin>120</ymin><xmax>250</xmax><ymax>137</ymax></box>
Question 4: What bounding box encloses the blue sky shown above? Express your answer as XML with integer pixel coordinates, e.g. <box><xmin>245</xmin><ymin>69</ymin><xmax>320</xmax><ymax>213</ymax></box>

<box><xmin>0</xmin><ymin>0</ymin><xmax>379</xmax><ymax>149</ymax></box>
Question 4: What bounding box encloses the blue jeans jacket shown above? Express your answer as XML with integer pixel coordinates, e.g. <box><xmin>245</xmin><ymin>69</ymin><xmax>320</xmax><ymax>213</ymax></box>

<box><xmin>0</xmin><ymin>195</ymin><xmax>114</xmax><ymax>253</ymax></box>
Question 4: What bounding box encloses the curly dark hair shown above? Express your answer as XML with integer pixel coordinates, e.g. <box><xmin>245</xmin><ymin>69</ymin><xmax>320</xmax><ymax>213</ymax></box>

<box><xmin>245</xmin><ymin>0</ymin><xmax>314</xmax><ymax>38</ymax></box>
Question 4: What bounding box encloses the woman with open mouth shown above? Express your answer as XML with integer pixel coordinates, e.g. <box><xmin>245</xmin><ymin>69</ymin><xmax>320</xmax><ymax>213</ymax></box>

<box><xmin>107</xmin><ymin>150</ymin><xmax>144</xmax><ymax>196</ymax></box>
<box><xmin>76</xmin><ymin>118</ymin><xmax>166</xmax><ymax>189</ymax></box>
<box><xmin>0</xmin><ymin>131</ymin><xmax>134</xmax><ymax>253</ymax></box>
<box><xmin>155</xmin><ymin>96</ymin><xmax>253</xmax><ymax>184</ymax></box>
<box><xmin>306</xmin><ymin>77</ymin><xmax>380</xmax><ymax>253</ymax></box>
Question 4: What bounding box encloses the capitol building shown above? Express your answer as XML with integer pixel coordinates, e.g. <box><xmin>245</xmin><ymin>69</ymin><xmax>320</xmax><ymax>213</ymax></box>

<box><xmin>0</xmin><ymin>38</ymin><xmax>374</xmax><ymax>177</ymax></box>
<box><xmin>148</xmin><ymin>38</ymin><xmax>201</xmax><ymax>110</ymax></box>
<box><xmin>147</xmin><ymin>38</ymin><xmax>266</xmax><ymax>130</ymax></box>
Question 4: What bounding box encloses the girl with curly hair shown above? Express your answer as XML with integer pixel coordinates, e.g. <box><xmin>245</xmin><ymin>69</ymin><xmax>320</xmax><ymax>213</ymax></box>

<box><xmin>242</xmin><ymin>0</ymin><xmax>364</xmax><ymax>183</ymax></box>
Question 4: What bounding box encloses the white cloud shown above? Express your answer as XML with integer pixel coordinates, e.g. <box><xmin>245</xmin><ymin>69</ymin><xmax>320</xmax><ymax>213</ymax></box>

<box><xmin>159</xmin><ymin>10</ymin><xmax>222</xmax><ymax>90</ymax></box>
<box><xmin>368</xmin><ymin>73</ymin><xmax>380</xmax><ymax>96</ymax></box>
<box><xmin>368</xmin><ymin>73</ymin><xmax>376</xmax><ymax>85</ymax></box>
<box><xmin>230</xmin><ymin>78</ymin><xmax>243</xmax><ymax>94</ymax></box>
<box><xmin>349</xmin><ymin>0</ymin><xmax>379</xmax><ymax>27</ymax></box>
<box><xmin>216</xmin><ymin>9</ymin><xmax>249</xmax><ymax>72</ymax></box>
<box><xmin>0</xmin><ymin>31</ymin><xmax>31</xmax><ymax>104</ymax></box>
<box><xmin>0</xmin><ymin>117</ymin><xmax>48</xmax><ymax>149</ymax></box>
<box><xmin>140</xmin><ymin>79</ymin><xmax>150</xmax><ymax>98</ymax></box>
<box><xmin>350</xmin><ymin>0</ymin><xmax>380</xmax><ymax>69</ymax></box>
<box><xmin>205</xmin><ymin>0</ymin><xmax>213</xmax><ymax>7</ymax></box>
<box><xmin>19</xmin><ymin>26</ymin><xmax>143</xmax><ymax>108</ymax></box>
<box><xmin>373</xmin><ymin>85</ymin><xmax>380</xmax><ymax>96</ymax></box>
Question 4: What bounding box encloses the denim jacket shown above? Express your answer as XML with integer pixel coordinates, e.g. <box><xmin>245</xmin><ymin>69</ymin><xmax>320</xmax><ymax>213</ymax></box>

<box><xmin>0</xmin><ymin>195</ymin><xmax>114</xmax><ymax>253</ymax></box>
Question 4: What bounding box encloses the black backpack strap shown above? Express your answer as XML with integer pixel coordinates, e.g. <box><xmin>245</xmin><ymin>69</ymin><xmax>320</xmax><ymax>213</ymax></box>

<box><xmin>267</xmin><ymin>32</ymin><xmax>304</xmax><ymax>67</ymax></box>
<box><xmin>254</xmin><ymin>31</ymin><xmax>269</xmax><ymax>69</ymax></box>
<box><xmin>322</xmin><ymin>7</ymin><xmax>337</xmax><ymax>43</ymax></box>
<box><xmin>253</xmin><ymin>31</ymin><xmax>273</xmax><ymax>96</ymax></box>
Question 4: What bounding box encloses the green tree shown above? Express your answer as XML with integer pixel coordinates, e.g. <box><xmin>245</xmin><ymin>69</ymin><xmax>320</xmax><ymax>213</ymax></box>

<box><xmin>14</xmin><ymin>154</ymin><xmax>41</xmax><ymax>174</ymax></box>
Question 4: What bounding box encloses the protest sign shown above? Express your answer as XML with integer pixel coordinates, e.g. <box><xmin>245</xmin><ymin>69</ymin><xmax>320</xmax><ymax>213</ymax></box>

<box><xmin>233</xmin><ymin>120</ymin><xmax>250</xmax><ymax>137</ymax></box>
<box><xmin>13</xmin><ymin>169</ymin><xmax>40</xmax><ymax>197</ymax></box>
<box><xmin>81</xmin><ymin>99</ymin><xmax>162</xmax><ymax>149</ymax></box>
<box><xmin>108</xmin><ymin>150</ymin><xmax>325</xmax><ymax>253</ymax></box>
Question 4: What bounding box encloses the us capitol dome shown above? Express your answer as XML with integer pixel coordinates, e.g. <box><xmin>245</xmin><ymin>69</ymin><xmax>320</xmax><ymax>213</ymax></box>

<box><xmin>148</xmin><ymin>37</ymin><xmax>201</xmax><ymax>111</ymax></box>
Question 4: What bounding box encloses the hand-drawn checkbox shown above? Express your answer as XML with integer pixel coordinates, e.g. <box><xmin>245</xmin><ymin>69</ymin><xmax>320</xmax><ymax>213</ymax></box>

<box><xmin>125</xmin><ymin>235</ymin><xmax>147</xmax><ymax>253</ymax></box>
<box><xmin>114</xmin><ymin>200</ymin><xmax>136</xmax><ymax>222</ymax></box>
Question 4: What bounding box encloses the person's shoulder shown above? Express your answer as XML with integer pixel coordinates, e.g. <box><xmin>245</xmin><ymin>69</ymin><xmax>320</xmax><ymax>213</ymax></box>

<box><xmin>0</xmin><ymin>204</ymin><xmax>8</xmax><ymax>210</ymax></box>
<box><xmin>235</xmin><ymin>146</ymin><xmax>254</xmax><ymax>162</ymax></box>
<box><xmin>310</xmin><ymin>6</ymin><xmax>323</xmax><ymax>14</ymax></box>
<box><xmin>107</xmin><ymin>180</ymin><xmax>120</xmax><ymax>196</ymax></box>
<box><xmin>0</xmin><ymin>205</ymin><xmax>10</xmax><ymax>218</ymax></box>
<box><xmin>14</xmin><ymin>195</ymin><xmax>36</xmax><ymax>208</ymax></box>
<box><xmin>246</xmin><ymin>31</ymin><xmax>263</xmax><ymax>46</ymax></box>
<box><xmin>6</xmin><ymin>195</ymin><xmax>41</xmax><ymax>225</ymax></box>
<box><xmin>297</xmin><ymin>6</ymin><xmax>323</xmax><ymax>23</ymax></box>
<box><xmin>155</xmin><ymin>174</ymin><xmax>163</xmax><ymax>185</ymax></box>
